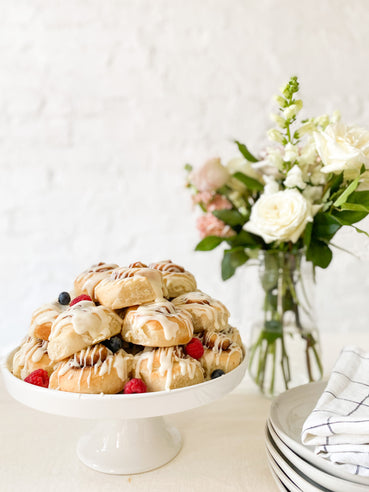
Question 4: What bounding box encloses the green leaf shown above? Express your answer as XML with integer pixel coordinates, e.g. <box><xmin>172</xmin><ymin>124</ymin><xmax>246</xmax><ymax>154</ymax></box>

<box><xmin>332</xmin><ymin>210</ymin><xmax>367</xmax><ymax>225</ymax></box>
<box><xmin>221</xmin><ymin>248</ymin><xmax>249</xmax><ymax>280</ymax></box>
<box><xmin>226</xmin><ymin>229</ymin><xmax>262</xmax><ymax>248</ymax></box>
<box><xmin>233</xmin><ymin>171</ymin><xmax>264</xmax><ymax>191</ymax></box>
<box><xmin>340</xmin><ymin>203</ymin><xmax>369</xmax><ymax>213</ymax></box>
<box><xmin>347</xmin><ymin>190</ymin><xmax>369</xmax><ymax>206</ymax></box>
<box><xmin>333</xmin><ymin>177</ymin><xmax>360</xmax><ymax>207</ymax></box>
<box><xmin>234</xmin><ymin>140</ymin><xmax>259</xmax><ymax>163</ymax></box>
<box><xmin>306</xmin><ymin>239</ymin><xmax>333</xmax><ymax>269</ymax></box>
<box><xmin>328</xmin><ymin>172</ymin><xmax>344</xmax><ymax>195</ymax></box>
<box><xmin>195</xmin><ymin>236</ymin><xmax>224</xmax><ymax>251</ymax></box>
<box><xmin>184</xmin><ymin>163</ymin><xmax>193</xmax><ymax>172</ymax></box>
<box><xmin>212</xmin><ymin>209</ymin><xmax>246</xmax><ymax>227</ymax></box>
<box><xmin>312</xmin><ymin>213</ymin><xmax>341</xmax><ymax>241</ymax></box>
<box><xmin>303</xmin><ymin>221</ymin><xmax>313</xmax><ymax>249</ymax></box>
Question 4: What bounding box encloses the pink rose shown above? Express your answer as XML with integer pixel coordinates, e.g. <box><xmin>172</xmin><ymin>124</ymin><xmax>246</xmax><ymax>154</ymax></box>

<box><xmin>196</xmin><ymin>214</ymin><xmax>235</xmax><ymax>239</ymax></box>
<box><xmin>207</xmin><ymin>195</ymin><xmax>232</xmax><ymax>212</ymax></box>
<box><xmin>190</xmin><ymin>158</ymin><xmax>230</xmax><ymax>192</ymax></box>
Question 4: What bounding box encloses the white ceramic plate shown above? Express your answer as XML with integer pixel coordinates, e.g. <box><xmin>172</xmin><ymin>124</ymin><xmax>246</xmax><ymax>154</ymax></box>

<box><xmin>266</xmin><ymin>449</ymin><xmax>300</xmax><ymax>492</ymax></box>
<box><xmin>267</xmin><ymin>420</ymin><xmax>369</xmax><ymax>492</ymax></box>
<box><xmin>265</xmin><ymin>428</ymin><xmax>329</xmax><ymax>492</ymax></box>
<box><xmin>269</xmin><ymin>381</ymin><xmax>369</xmax><ymax>487</ymax></box>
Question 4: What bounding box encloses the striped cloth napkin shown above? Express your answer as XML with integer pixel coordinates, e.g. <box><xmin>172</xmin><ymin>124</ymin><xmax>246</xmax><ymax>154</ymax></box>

<box><xmin>301</xmin><ymin>346</ymin><xmax>369</xmax><ymax>477</ymax></box>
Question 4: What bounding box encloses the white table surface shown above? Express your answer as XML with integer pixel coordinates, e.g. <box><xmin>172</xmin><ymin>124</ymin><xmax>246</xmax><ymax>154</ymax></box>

<box><xmin>1</xmin><ymin>332</ymin><xmax>367</xmax><ymax>492</ymax></box>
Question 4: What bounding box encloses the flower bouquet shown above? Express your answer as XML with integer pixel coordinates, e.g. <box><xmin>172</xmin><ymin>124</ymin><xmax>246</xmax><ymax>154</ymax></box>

<box><xmin>185</xmin><ymin>76</ymin><xmax>369</xmax><ymax>396</ymax></box>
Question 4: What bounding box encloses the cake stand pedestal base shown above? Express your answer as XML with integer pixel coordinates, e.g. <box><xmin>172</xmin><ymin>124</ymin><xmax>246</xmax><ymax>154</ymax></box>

<box><xmin>77</xmin><ymin>416</ymin><xmax>182</xmax><ymax>474</ymax></box>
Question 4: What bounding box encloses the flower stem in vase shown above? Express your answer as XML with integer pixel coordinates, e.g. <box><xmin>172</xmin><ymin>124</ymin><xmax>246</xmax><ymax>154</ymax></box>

<box><xmin>248</xmin><ymin>250</ymin><xmax>323</xmax><ymax>397</ymax></box>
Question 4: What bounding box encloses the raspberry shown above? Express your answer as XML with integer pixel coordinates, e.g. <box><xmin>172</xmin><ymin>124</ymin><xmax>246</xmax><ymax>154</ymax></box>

<box><xmin>24</xmin><ymin>369</ymin><xmax>49</xmax><ymax>388</ymax></box>
<box><xmin>184</xmin><ymin>338</ymin><xmax>204</xmax><ymax>359</ymax></box>
<box><xmin>123</xmin><ymin>378</ymin><xmax>147</xmax><ymax>394</ymax></box>
<box><xmin>70</xmin><ymin>294</ymin><xmax>92</xmax><ymax>307</ymax></box>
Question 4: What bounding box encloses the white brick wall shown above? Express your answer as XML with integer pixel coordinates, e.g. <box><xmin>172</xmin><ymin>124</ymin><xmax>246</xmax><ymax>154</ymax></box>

<box><xmin>2</xmin><ymin>0</ymin><xmax>369</xmax><ymax>350</ymax></box>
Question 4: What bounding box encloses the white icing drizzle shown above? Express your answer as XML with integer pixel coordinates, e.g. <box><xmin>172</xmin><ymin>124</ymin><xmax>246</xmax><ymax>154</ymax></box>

<box><xmin>128</xmin><ymin>299</ymin><xmax>193</xmax><ymax>342</ymax></box>
<box><xmin>135</xmin><ymin>347</ymin><xmax>201</xmax><ymax>390</ymax></box>
<box><xmin>172</xmin><ymin>291</ymin><xmax>229</xmax><ymax>331</ymax></box>
<box><xmin>75</xmin><ymin>262</ymin><xmax>119</xmax><ymax>297</ymax></box>
<box><xmin>50</xmin><ymin>301</ymin><xmax>114</xmax><ymax>340</ymax></box>
<box><xmin>13</xmin><ymin>337</ymin><xmax>49</xmax><ymax>379</ymax></box>
<box><xmin>29</xmin><ymin>301</ymin><xmax>66</xmax><ymax>336</ymax></box>
<box><xmin>54</xmin><ymin>349</ymin><xmax>128</xmax><ymax>391</ymax></box>
<box><xmin>201</xmin><ymin>343</ymin><xmax>243</xmax><ymax>376</ymax></box>
<box><xmin>149</xmin><ymin>261</ymin><xmax>197</xmax><ymax>296</ymax></box>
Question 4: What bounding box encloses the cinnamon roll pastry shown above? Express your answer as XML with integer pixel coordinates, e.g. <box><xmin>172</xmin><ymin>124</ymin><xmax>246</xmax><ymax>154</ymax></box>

<box><xmin>12</xmin><ymin>337</ymin><xmax>55</xmax><ymax>379</ymax></box>
<box><xmin>149</xmin><ymin>260</ymin><xmax>197</xmax><ymax>298</ymax></box>
<box><xmin>122</xmin><ymin>299</ymin><xmax>194</xmax><ymax>347</ymax></box>
<box><xmin>172</xmin><ymin>291</ymin><xmax>230</xmax><ymax>333</ymax></box>
<box><xmin>49</xmin><ymin>345</ymin><xmax>130</xmax><ymax>394</ymax></box>
<box><xmin>202</xmin><ymin>326</ymin><xmax>242</xmax><ymax>350</ymax></box>
<box><xmin>29</xmin><ymin>301</ymin><xmax>68</xmax><ymax>341</ymax></box>
<box><xmin>133</xmin><ymin>346</ymin><xmax>205</xmax><ymax>391</ymax></box>
<box><xmin>200</xmin><ymin>329</ymin><xmax>243</xmax><ymax>378</ymax></box>
<box><xmin>94</xmin><ymin>267</ymin><xmax>164</xmax><ymax>309</ymax></box>
<box><xmin>47</xmin><ymin>300</ymin><xmax>123</xmax><ymax>361</ymax></box>
<box><xmin>74</xmin><ymin>262</ymin><xmax>119</xmax><ymax>300</ymax></box>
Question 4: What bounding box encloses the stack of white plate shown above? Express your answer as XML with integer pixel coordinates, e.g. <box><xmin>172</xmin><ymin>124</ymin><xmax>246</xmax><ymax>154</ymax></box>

<box><xmin>265</xmin><ymin>381</ymin><xmax>369</xmax><ymax>492</ymax></box>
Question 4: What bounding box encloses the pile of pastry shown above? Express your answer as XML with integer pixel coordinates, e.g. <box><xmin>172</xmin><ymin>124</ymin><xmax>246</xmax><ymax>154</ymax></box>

<box><xmin>12</xmin><ymin>260</ymin><xmax>244</xmax><ymax>394</ymax></box>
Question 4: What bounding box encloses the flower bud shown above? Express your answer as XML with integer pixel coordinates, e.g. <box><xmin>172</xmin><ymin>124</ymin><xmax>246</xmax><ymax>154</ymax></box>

<box><xmin>267</xmin><ymin>129</ymin><xmax>285</xmax><ymax>144</ymax></box>
<box><xmin>283</xmin><ymin>104</ymin><xmax>298</xmax><ymax>120</ymax></box>
<box><xmin>273</xmin><ymin>95</ymin><xmax>286</xmax><ymax>107</ymax></box>
<box><xmin>270</xmin><ymin>113</ymin><xmax>286</xmax><ymax>128</ymax></box>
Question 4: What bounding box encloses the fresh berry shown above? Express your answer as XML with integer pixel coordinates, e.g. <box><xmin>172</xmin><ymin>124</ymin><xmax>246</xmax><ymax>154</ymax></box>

<box><xmin>102</xmin><ymin>335</ymin><xmax>124</xmax><ymax>353</ymax></box>
<box><xmin>211</xmin><ymin>369</ymin><xmax>225</xmax><ymax>379</ymax></box>
<box><xmin>123</xmin><ymin>378</ymin><xmax>147</xmax><ymax>394</ymax></box>
<box><xmin>24</xmin><ymin>369</ymin><xmax>49</xmax><ymax>388</ymax></box>
<box><xmin>58</xmin><ymin>291</ymin><xmax>71</xmax><ymax>305</ymax></box>
<box><xmin>70</xmin><ymin>294</ymin><xmax>92</xmax><ymax>307</ymax></box>
<box><xmin>184</xmin><ymin>338</ymin><xmax>204</xmax><ymax>359</ymax></box>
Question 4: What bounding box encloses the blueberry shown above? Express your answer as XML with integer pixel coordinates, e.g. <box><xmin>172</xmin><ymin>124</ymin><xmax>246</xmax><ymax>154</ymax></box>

<box><xmin>211</xmin><ymin>369</ymin><xmax>225</xmax><ymax>379</ymax></box>
<box><xmin>58</xmin><ymin>291</ymin><xmax>71</xmax><ymax>305</ymax></box>
<box><xmin>103</xmin><ymin>335</ymin><xmax>124</xmax><ymax>353</ymax></box>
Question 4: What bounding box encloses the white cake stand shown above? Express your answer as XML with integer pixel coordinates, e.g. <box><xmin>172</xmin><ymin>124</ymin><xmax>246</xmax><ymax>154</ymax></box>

<box><xmin>1</xmin><ymin>348</ymin><xmax>247</xmax><ymax>475</ymax></box>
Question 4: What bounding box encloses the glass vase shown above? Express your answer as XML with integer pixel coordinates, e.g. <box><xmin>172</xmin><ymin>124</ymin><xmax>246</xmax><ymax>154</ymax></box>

<box><xmin>248</xmin><ymin>250</ymin><xmax>323</xmax><ymax>397</ymax></box>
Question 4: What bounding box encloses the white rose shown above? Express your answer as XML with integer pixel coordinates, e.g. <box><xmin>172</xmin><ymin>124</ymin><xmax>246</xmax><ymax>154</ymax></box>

<box><xmin>314</xmin><ymin>122</ymin><xmax>369</xmax><ymax>174</ymax></box>
<box><xmin>284</xmin><ymin>165</ymin><xmax>306</xmax><ymax>189</ymax></box>
<box><xmin>244</xmin><ymin>189</ymin><xmax>317</xmax><ymax>244</ymax></box>
<box><xmin>190</xmin><ymin>157</ymin><xmax>230</xmax><ymax>192</ymax></box>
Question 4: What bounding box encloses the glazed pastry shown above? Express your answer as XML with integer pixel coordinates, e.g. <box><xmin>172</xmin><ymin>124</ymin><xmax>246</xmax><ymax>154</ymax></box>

<box><xmin>133</xmin><ymin>346</ymin><xmax>205</xmax><ymax>391</ymax></box>
<box><xmin>202</xmin><ymin>326</ymin><xmax>242</xmax><ymax>350</ymax></box>
<box><xmin>122</xmin><ymin>299</ymin><xmax>194</xmax><ymax>347</ymax></box>
<box><xmin>172</xmin><ymin>291</ymin><xmax>230</xmax><ymax>333</ymax></box>
<box><xmin>200</xmin><ymin>328</ymin><xmax>243</xmax><ymax>378</ymax></box>
<box><xmin>74</xmin><ymin>262</ymin><xmax>119</xmax><ymax>300</ymax></box>
<box><xmin>149</xmin><ymin>260</ymin><xmax>197</xmax><ymax>298</ymax></box>
<box><xmin>47</xmin><ymin>300</ymin><xmax>123</xmax><ymax>361</ymax></box>
<box><xmin>12</xmin><ymin>337</ymin><xmax>55</xmax><ymax>379</ymax></box>
<box><xmin>29</xmin><ymin>301</ymin><xmax>68</xmax><ymax>341</ymax></box>
<box><xmin>95</xmin><ymin>267</ymin><xmax>164</xmax><ymax>309</ymax></box>
<box><xmin>49</xmin><ymin>345</ymin><xmax>130</xmax><ymax>394</ymax></box>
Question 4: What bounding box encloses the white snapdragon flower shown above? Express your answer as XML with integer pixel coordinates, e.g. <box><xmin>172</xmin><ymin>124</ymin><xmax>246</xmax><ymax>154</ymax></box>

<box><xmin>299</xmin><ymin>139</ymin><xmax>318</xmax><ymax>167</ymax></box>
<box><xmin>244</xmin><ymin>189</ymin><xmax>318</xmax><ymax>244</ymax></box>
<box><xmin>303</xmin><ymin>185</ymin><xmax>323</xmax><ymax>203</ymax></box>
<box><xmin>252</xmin><ymin>147</ymin><xmax>284</xmax><ymax>178</ymax></box>
<box><xmin>284</xmin><ymin>143</ymin><xmax>299</xmax><ymax>163</ymax></box>
<box><xmin>263</xmin><ymin>175</ymin><xmax>279</xmax><ymax>194</ymax></box>
<box><xmin>267</xmin><ymin>129</ymin><xmax>285</xmax><ymax>144</ymax></box>
<box><xmin>314</xmin><ymin>122</ymin><xmax>369</xmax><ymax>174</ymax></box>
<box><xmin>284</xmin><ymin>165</ymin><xmax>306</xmax><ymax>189</ymax></box>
